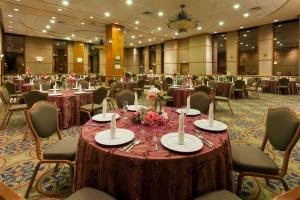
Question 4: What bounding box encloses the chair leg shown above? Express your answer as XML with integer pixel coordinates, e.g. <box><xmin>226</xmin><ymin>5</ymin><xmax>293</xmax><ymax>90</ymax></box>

<box><xmin>279</xmin><ymin>177</ymin><xmax>289</xmax><ymax>191</ymax></box>
<box><xmin>236</xmin><ymin>174</ymin><xmax>244</xmax><ymax>196</ymax></box>
<box><xmin>88</xmin><ymin>112</ymin><xmax>91</xmax><ymax>119</ymax></box>
<box><xmin>265</xmin><ymin>178</ymin><xmax>272</xmax><ymax>187</ymax></box>
<box><xmin>256</xmin><ymin>91</ymin><xmax>260</xmax><ymax>100</ymax></box>
<box><xmin>69</xmin><ymin>163</ymin><xmax>75</xmax><ymax>192</ymax></box>
<box><xmin>25</xmin><ymin>162</ymin><xmax>41</xmax><ymax>198</ymax></box>
<box><xmin>24</xmin><ymin>123</ymin><xmax>29</xmax><ymax>140</ymax></box>
<box><xmin>227</xmin><ymin>101</ymin><xmax>234</xmax><ymax>114</ymax></box>
<box><xmin>5</xmin><ymin>112</ymin><xmax>13</xmax><ymax>127</ymax></box>
<box><xmin>0</xmin><ymin>112</ymin><xmax>9</xmax><ymax>129</ymax></box>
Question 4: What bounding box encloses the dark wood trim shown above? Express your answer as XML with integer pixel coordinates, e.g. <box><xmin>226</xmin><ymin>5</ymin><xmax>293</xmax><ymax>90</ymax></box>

<box><xmin>0</xmin><ymin>8</ymin><xmax>5</xmax><ymax>84</ymax></box>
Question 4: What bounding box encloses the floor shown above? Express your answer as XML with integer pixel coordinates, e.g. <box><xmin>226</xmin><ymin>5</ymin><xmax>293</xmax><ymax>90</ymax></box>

<box><xmin>0</xmin><ymin>92</ymin><xmax>299</xmax><ymax>200</ymax></box>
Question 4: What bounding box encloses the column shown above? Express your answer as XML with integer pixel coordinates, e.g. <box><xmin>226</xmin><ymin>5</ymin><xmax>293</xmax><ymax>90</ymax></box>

<box><xmin>124</xmin><ymin>47</ymin><xmax>139</xmax><ymax>74</ymax></box>
<box><xmin>189</xmin><ymin>34</ymin><xmax>212</xmax><ymax>75</ymax></box>
<box><xmin>226</xmin><ymin>31</ymin><xmax>238</xmax><ymax>75</ymax></box>
<box><xmin>212</xmin><ymin>37</ymin><xmax>218</xmax><ymax>74</ymax></box>
<box><xmin>105</xmin><ymin>24</ymin><xmax>125</xmax><ymax>80</ymax></box>
<box><xmin>73</xmin><ymin>41</ymin><xmax>85</xmax><ymax>74</ymax></box>
<box><xmin>143</xmin><ymin>46</ymin><xmax>149</xmax><ymax>73</ymax></box>
<box><xmin>258</xmin><ymin>24</ymin><xmax>274</xmax><ymax>76</ymax></box>
<box><xmin>67</xmin><ymin>42</ymin><xmax>74</xmax><ymax>73</ymax></box>
<box><xmin>164</xmin><ymin>40</ymin><xmax>178</xmax><ymax>74</ymax></box>
<box><xmin>155</xmin><ymin>44</ymin><xmax>162</xmax><ymax>74</ymax></box>
<box><xmin>99</xmin><ymin>48</ymin><xmax>106</xmax><ymax>75</ymax></box>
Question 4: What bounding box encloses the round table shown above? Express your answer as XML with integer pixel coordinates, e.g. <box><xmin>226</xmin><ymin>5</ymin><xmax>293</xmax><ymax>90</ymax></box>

<box><xmin>168</xmin><ymin>87</ymin><xmax>194</xmax><ymax>107</ymax></box>
<box><xmin>261</xmin><ymin>80</ymin><xmax>296</xmax><ymax>94</ymax></box>
<box><xmin>117</xmin><ymin>81</ymin><xmax>138</xmax><ymax>90</ymax></box>
<box><xmin>48</xmin><ymin>90</ymin><xmax>93</xmax><ymax>128</ymax></box>
<box><xmin>21</xmin><ymin>84</ymin><xmax>35</xmax><ymax>92</ymax></box>
<box><xmin>74</xmin><ymin>108</ymin><xmax>234</xmax><ymax>200</ymax></box>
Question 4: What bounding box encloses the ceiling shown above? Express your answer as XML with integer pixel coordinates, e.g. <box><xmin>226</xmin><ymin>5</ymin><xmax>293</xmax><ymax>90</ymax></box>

<box><xmin>1</xmin><ymin>0</ymin><xmax>300</xmax><ymax>47</ymax></box>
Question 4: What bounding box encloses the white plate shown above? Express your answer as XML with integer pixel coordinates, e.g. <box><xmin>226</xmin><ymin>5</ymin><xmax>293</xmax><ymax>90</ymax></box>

<box><xmin>95</xmin><ymin>128</ymin><xmax>135</xmax><ymax>146</ymax></box>
<box><xmin>49</xmin><ymin>89</ymin><xmax>60</xmax><ymax>91</ymax></box>
<box><xmin>176</xmin><ymin>108</ymin><xmax>201</xmax><ymax>116</ymax></box>
<box><xmin>126</xmin><ymin>105</ymin><xmax>145</xmax><ymax>112</ymax></box>
<box><xmin>92</xmin><ymin>113</ymin><xmax>120</xmax><ymax>122</ymax></box>
<box><xmin>170</xmin><ymin>86</ymin><xmax>180</xmax><ymax>89</ymax></box>
<box><xmin>85</xmin><ymin>88</ymin><xmax>95</xmax><ymax>91</ymax></box>
<box><xmin>74</xmin><ymin>91</ymin><xmax>86</xmax><ymax>94</ymax></box>
<box><xmin>48</xmin><ymin>93</ymin><xmax>63</xmax><ymax>96</ymax></box>
<box><xmin>160</xmin><ymin>132</ymin><xmax>203</xmax><ymax>153</ymax></box>
<box><xmin>194</xmin><ymin>119</ymin><xmax>227</xmax><ymax>132</ymax></box>
<box><xmin>71</xmin><ymin>88</ymin><xmax>79</xmax><ymax>90</ymax></box>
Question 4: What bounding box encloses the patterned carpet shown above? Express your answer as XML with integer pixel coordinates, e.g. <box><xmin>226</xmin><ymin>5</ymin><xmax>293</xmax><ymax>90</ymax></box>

<box><xmin>0</xmin><ymin>93</ymin><xmax>299</xmax><ymax>200</ymax></box>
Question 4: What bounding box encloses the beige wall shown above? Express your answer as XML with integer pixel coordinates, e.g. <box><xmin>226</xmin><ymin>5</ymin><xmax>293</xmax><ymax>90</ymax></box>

<box><xmin>99</xmin><ymin>48</ymin><xmax>106</xmax><ymax>75</ymax></box>
<box><xmin>226</xmin><ymin>31</ymin><xmax>238</xmax><ymax>75</ymax></box>
<box><xmin>124</xmin><ymin>47</ymin><xmax>139</xmax><ymax>74</ymax></box>
<box><xmin>239</xmin><ymin>50</ymin><xmax>257</xmax><ymax>74</ymax></box>
<box><xmin>67</xmin><ymin>42</ymin><xmax>74</xmax><ymax>73</ymax></box>
<box><xmin>164</xmin><ymin>40</ymin><xmax>179</xmax><ymax>74</ymax></box>
<box><xmin>143</xmin><ymin>46</ymin><xmax>149</xmax><ymax>73</ymax></box>
<box><xmin>274</xmin><ymin>47</ymin><xmax>298</xmax><ymax>75</ymax></box>
<box><xmin>25</xmin><ymin>36</ymin><xmax>53</xmax><ymax>74</ymax></box>
<box><xmin>155</xmin><ymin>44</ymin><xmax>162</xmax><ymax>74</ymax></box>
<box><xmin>258</xmin><ymin>24</ymin><xmax>273</xmax><ymax>76</ymax></box>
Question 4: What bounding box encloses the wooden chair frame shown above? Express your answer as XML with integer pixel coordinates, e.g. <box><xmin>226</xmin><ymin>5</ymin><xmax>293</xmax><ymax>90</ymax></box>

<box><xmin>236</xmin><ymin>107</ymin><xmax>300</xmax><ymax>196</ymax></box>
<box><xmin>24</xmin><ymin>101</ymin><xmax>74</xmax><ymax>198</ymax></box>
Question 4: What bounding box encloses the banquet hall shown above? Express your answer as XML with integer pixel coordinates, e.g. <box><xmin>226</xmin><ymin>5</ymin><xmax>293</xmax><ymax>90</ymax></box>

<box><xmin>0</xmin><ymin>0</ymin><xmax>300</xmax><ymax>199</ymax></box>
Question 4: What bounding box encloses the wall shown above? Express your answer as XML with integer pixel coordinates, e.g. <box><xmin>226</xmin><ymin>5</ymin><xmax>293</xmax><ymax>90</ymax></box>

<box><xmin>164</xmin><ymin>40</ymin><xmax>178</xmax><ymax>74</ymax></box>
<box><xmin>25</xmin><ymin>36</ymin><xmax>53</xmax><ymax>74</ymax></box>
<box><xmin>124</xmin><ymin>47</ymin><xmax>139</xmax><ymax>74</ymax></box>
<box><xmin>239</xmin><ymin>50</ymin><xmax>257</xmax><ymax>74</ymax></box>
<box><xmin>99</xmin><ymin>48</ymin><xmax>106</xmax><ymax>75</ymax></box>
<box><xmin>226</xmin><ymin>31</ymin><xmax>238</xmax><ymax>75</ymax></box>
<box><xmin>258</xmin><ymin>24</ymin><xmax>273</xmax><ymax>75</ymax></box>
<box><xmin>155</xmin><ymin>44</ymin><xmax>162</xmax><ymax>74</ymax></box>
<box><xmin>274</xmin><ymin>47</ymin><xmax>298</xmax><ymax>75</ymax></box>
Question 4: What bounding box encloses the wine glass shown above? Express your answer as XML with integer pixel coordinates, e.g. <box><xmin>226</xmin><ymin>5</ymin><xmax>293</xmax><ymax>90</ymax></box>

<box><xmin>122</xmin><ymin>101</ymin><xmax>128</xmax><ymax>113</ymax></box>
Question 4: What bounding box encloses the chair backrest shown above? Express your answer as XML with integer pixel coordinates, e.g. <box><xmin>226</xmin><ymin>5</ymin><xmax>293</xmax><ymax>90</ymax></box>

<box><xmin>208</xmin><ymin>80</ymin><xmax>217</xmax><ymax>89</ymax></box>
<box><xmin>116</xmin><ymin>90</ymin><xmax>135</xmax><ymax>108</ymax></box>
<box><xmin>23</xmin><ymin>91</ymin><xmax>48</xmax><ymax>108</ymax></box>
<box><xmin>27</xmin><ymin>101</ymin><xmax>59</xmax><ymax>139</ymax></box>
<box><xmin>194</xmin><ymin>85</ymin><xmax>211</xmax><ymax>95</ymax></box>
<box><xmin>247</xmin><ymin>78</ymin><xmax>255</xmax><ymax>86</ymax></box>
<box><xmin>108</xmin><ymin>79</ymin><xmax>116</xmax><ymax>86</ymax></box>
<box><xmin>108</xmin><ymin>82</ymin><xmax>117</xmax><ymax>97</ymax></box>
<box><xmin>190</xmin><ymin>92</ymin><xmax>211</xmax><ymax>114</ymax></box>
<box><xmin>94</xmin><ymin>87</ymin><xmax>108</xmax><ymax>105</ymax></box>
<box><xmin>41</xmin><ymin>83</ymin><xmax>50</xmax><ymax>90</ymax></box>
<box><xmin>234</xmin><ymin>80</ymin><xmax>245</xmax><ymax>89</ymax></box>
<box><xmin>137</xmin><ymin>79</ymin><xmax>145</xmax><ymax>88</ymax></box>
<box><xmin>4</xmin><ymin>81</ymin><xmax>17</xmax><ymax>95</ymax></box>
<box><xmin>0</xmin><ymin>86</ymin><xmax>11</xmax><ymax>109</ymax></box>
<box><xmin>80</xmin><ymin>81</ymin><xmax>89</xmax><ymax>89</ymax></box>
<box><xmin>278</xmin><ymin>78</ymin><xmax>289</xmax><ymax>86</ymax></box>
<box><xmin>24</xmin><ymin>77</ymin><xmax>31</xmax><ymax>83</ymax></box>
<box><xmin>165</xmin><ymin>77</ymin><xmax>173</xmax><ymax>84</ymax></box>
<box><xmin>265</xmin><ymin>107</ymin><xmax>299</xmax><ymax>151</ymax></box>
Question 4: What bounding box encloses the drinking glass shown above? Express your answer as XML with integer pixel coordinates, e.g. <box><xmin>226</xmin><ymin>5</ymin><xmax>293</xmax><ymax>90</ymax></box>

<box><xmin>123</xmin><ymin>101</ymin><xmax>128</xmax><ymax>113</ymax></box>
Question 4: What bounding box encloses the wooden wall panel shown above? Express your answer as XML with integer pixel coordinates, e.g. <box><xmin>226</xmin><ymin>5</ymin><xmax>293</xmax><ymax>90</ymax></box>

<box><xmin>73</xmin><ymin>41</ymin><xmax>84</xmax><ymax>74</ymax></box>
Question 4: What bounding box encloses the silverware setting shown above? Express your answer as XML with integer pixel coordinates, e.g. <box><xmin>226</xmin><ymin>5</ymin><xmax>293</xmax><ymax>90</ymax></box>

<box><xmin>194</xmin><ymin>129</ymin><xmax>214</xmax><ymax>148</ymax></box>
<box><xmin>86</xmin><ymin>124</ymin><xmax>104</xmax><ymax>127</ymax></box>
<box><xmin>120</xmin><ymin>139</ymin><xmax>140</xmax><ymax>152</ymax></box>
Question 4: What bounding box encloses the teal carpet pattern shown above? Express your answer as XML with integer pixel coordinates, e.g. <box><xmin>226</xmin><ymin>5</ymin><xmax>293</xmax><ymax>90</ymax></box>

<box><xmin>0</xmin><ymin>93</ymin><xmax>299</xmax><ymax>199</ymax></box>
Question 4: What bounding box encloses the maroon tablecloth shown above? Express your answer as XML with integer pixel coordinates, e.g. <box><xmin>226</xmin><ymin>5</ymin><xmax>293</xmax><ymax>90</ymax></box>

<box><xmin>117</xmin><ymin>82</ymin><xmax>138</xmax><ymax>91</ymax></box>
<box><xmin>13</xmin><ymin>79</ymin><xmax>25</xmax><ymax>91</ymax></box>
<box><xmin>74</xmin><ymin>108</ymin><xmax>234</xmax><ymax>200</ymax></box>
<box><xmin>48</xmin><ymin>90</ymin><xmax>93</xmax><ymax>128</ymax></box>
<box><xmin>21</xmin><ymin>84</ymin><xmax>35</xmax><ymax>92</ymax></box>
<box><xmin>168</xmin><ymin>87</ymin><xmax>194</xmax><ymax>107</ymax></box>
<box><xmin>261</xmin><ymin>80</ymin><xmax>296</xmax><ymax>94</ymax></box>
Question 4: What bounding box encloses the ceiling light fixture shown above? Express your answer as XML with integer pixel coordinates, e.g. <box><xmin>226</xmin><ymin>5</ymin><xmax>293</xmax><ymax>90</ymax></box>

<box><xmin>157</xmin><ymin>27</ymin><xmax>161</xmax><ymax>31</ymax></box>
<box><xmin>219</xmin><ymin>21</ymin><xmax>224</xmax><ymax>26</ymax></box>
<box><xmin>240</xmin><ymin>26</ymin><xmax>244</xmax><ymax>29</ymax></box>
<box><xmin>158</xmin><ymin>11</ymin><xmax>164</xmax><ymax>16</ymax></box>
<box><xmin>233</xmin><ymin>4</ymin><xmax>240</xmax><ymax>9</ymax></box>
<box><xmin>131</xmin><ymin>35</ymin><xmax>135</xmax><ymax>39</ymax></box>
<box><xmin>134</xmin><ymin>26</ymin><xmax>138</xmax><ymax>30</ymax></box>
<box><xmin>81</xmin><ymin>22</ymin><xmax>85</xmax><ymax>25</ymax></box>
<box><xmin>126</xmin><ymin>0</ymin><xmax>133</xmax><ymax>5</ymax></box>
<box><xmin>273</xmin><ymin>19</ymin><xmax>279</xmax><ymax>22</ymax></box>
<box><xmin>65</xmin><ymin>37</ymin><xmax>71</xmax><ymax>40</ymax></box>
<box><xmin>243</xmin><ymin>13</ymin><xmax>249</xmax><ymax>18</ymax></box>
<box><xmin>57</xmin><ymin>8</ymin><xmax>63</xmax><ymax>11</ymax></box>
<box><xmin>52</xmin><ymin>16</ymin><xmax>56</xmax><ymax>19</ymax></box>
<box><xmin>71</xmin><ymin>34</ymin><xmax>75</xmax><ymax>37</ymax></box>
<box><xmin>148</xmin><ymin>38</ymin><xmax>152</xmax><ymax>42</ymax></box>
<box><xmin>130</xmin><ymin>42</ymin><xmax>133</xmax><ymax>46</ymax></box>
<box><xmin>138</xmin><ymin>41</ymin><xmax>142</xmax><ymax>44</ymax></box>
<box><xmin>8</xmin><ymin>14</ymin><xmax>13</xmax><ymax>17</ymax></box>
<box><xmin>45</xmin><ymin>25</ymin><xmax>51</xmax><ymax>29</ymax></box>
<box><xmin>89</xmin><ymin>16</ymin><xmax>94</xmax><ymax>19</ymax></box>
<box><xmin>197</xmin><ymin>26</ymin><xmax>202</xmax><ymax>30</ymax></box>
<box><xmin>104</xmin><ymin>12</ymin><xmax>110</xmax><ymax>17</ymax></box>
<box><xmin>62</xmin><ymin>0</ymin><xmax>69</xmax><ymax>6</ymax></box>
<box><xmin>13</xmin><ymin>8</ymin><xmax>19</xmax><ymax>12</ymax></box>
<box><xmin>50</xmin><ymin>19</ymin><xmax>55</xmax><ymax>23</ymax></box>
<box><xmin>135</xmin><ymin>20</ymin><xmax>139</xmax><ymax>25</ymax></box>
<box><xmin>168</xmin><ymin>5</ymin><xmax>198</xmax><ymax>33</ymax></box>
<box><xmin>42</xmin><ymin>29</ymin><xmax>47</xmax><ymax>33</ymax></box>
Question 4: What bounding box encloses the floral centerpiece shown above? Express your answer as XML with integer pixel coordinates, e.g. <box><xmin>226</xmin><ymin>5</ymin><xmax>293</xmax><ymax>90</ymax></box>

<box><xmin>66</xmin><ymin>72</ymin><xmax>76</xmax><ymax>87</ymax></box>
<box><xmin>131</xmin><ymin>109</ymin><xmax>167</xmax><ymax>126</ymax></box>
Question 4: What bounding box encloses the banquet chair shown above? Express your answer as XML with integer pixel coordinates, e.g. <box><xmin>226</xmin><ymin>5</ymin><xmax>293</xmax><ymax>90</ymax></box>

<box><xmin>0</xmin><ymin>181</ymin><xmax>24</xmax><ymax>200</ymax></box>
<box><xmin>207</xmin><ymin>80</ymin><xmax>218</xmax><ymax>89</ymax></box>
<box><xmin>190</xmin><ymin>92</ymin><xmax>211</xmax><ymax>114</ymax></box>
<box><xmin>24</xmin><ymin>76</ymin><xmax>31</xmax><ymax>83</ymax></box>
<box><xmin>80</xmin><ymin>81</ymin><xmax>89</xmax><ymax>89</ymax></box>
<box><xmin>4</xmin><ymin>81</ymin><xmax>23</xmax><ymax>102</ymax></box>
<box><xmin>0</xmin><ymin>86</ymin><xmax>28</xmax><ymax>130</ymax></box>
<box><xmin>194</xmin><ymin>85</ymin><xmax>211</xmax><ymax>95</ymax></box>
<box><xmin>233</xmin><ymin>80</ymin><xmax>246</xmax><ymax>99</ymax></box>
<box><xmin>232</xmin><ymin>107</ymin><xmax>300</xmax><ymax>196</ymax></box>
<box><xmin>134</xmin><ymin>79</ymin><xmax>146</xmax><ymax>97</ymax></box>
<box><xmin>80</xmin><ymin>87</ymin><xmax>107</xmax><ymax>119</ymax></box>
<box><xmin>246</xmin><ymin>78</ymin><xmax>260</xmax><ymax>100</ymax></box>
<box><xmin>106</xmin><ymin>82</ymin><xmax>117</xmax><ymax>110</ymax></box>
<box><xmin>214</xmin><ymin>84</ymin><xmax>234</xmax><ymax>114</ymax></box>
<box><xmin>193</xmin><ymin>190</ymin><xmax>241</xmax><ymax>200</ymax></box>
<box><xmin>116</xmin><ymin>90</ymin><xmax>135</xmax><ymax>108</ymax></box>
<box><xmin>24</xmin><ymin>101</ymin><xmax>79</xmax><ymax>198</ymax></box>
<box><xmin>277</xmin><ymin>78</ymin><xmax>290</xmax><ymax>95</ymax></box>
<box><xmin>273</xmin><ymin>185</ymin><xmax>300</xmax><ymax>200</ymax></box>
<box><xmin>163</xmin><ymin>77</ymin><xmax>173</xmax><ymax>91</ymax></box>
<box><xmin>66</xmin><ymin>187</ymin><xmax>116</xmax><ymax>200</ymax></box>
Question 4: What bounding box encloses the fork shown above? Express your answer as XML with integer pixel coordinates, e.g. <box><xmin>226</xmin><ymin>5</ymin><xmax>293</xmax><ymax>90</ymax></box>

<box><xmin>196</xmin><ymin>134</ymin><xmax>214</xmax><ymax>148</ymax></box>
<box><xmin>120</xmin><ymin>139</ymin><xmax>136</xmax><ymax>151</ymax></box>
<box><xmin>125</xmin><ymin>139</ymin><xmax>141</xmax><ymax>152</ymax></box>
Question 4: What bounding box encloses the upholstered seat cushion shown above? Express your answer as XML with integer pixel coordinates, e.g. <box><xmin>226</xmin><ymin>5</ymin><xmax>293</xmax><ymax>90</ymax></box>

<box><xmin>214</xmin><ymin>96</ymin><xmax>228</xmax><ymax>101</ymax></box>
<box><xmin>43</xmin><ymin>136</ymin><xmax>79</xmax><ymax>161</ymax></box>
<box><xmin>232</xmin><ymin>143</ymin><xmax>279</xmax><ymax>175</ymax></box>
<box><xmin>193</xmin><ymin>190</ymin><xmax>241</xmax><ymax>200</ymax></box>
<box><xmin>80</xmin><ymin>104</ymin><xmax>102</xmax><ymax>111</ymax></box>
<box><xmin>66</xmin><ymin>187</ymin><xmax>116</xmax><ymax>200</ymax></box>
<box><xmin>9</xmin><ymin>104</ymin><xmax>28</xmax><ymax>111</ymax></box>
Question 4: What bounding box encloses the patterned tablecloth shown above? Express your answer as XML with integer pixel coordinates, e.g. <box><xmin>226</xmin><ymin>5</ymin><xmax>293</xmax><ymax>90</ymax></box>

<box><xmin>117</xmin><ymin>82</ymin><xmax>138</xmax><ymax>91</ymax></box>
<box><xmin>168</xmin><ymin>87</ymin><xmax>194</xmax><ymax>107</ymax></box>
<box><xmin>21</xmin><ymin>84</ymin><xmax>35</xmax><ymax>92</ymax></box>
<box><xmin>74</xmin><ymin>108</ymin><xmax>234</xmax><ymax>200</ymax></box>
<box><xmin>261</xmin><ymin>80</ymin><xmax>297</xmax><ymax>94</ymax></box>
<box><xmin>48</xmin><ymin>90</ymin><xmax>93</xmax><ymax>128</ymax></box>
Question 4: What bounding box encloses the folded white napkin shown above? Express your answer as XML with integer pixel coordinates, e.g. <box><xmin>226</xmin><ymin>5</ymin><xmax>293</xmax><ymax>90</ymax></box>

<box><xmin>102</xmin><ymin>98</ymin><xmax>107</xmax><ymax>116</ymax></box>
<box><xmin>206</xmin><ymin>81</ymin><xmax>209</xmax><ymax>87</ymax></box>
<box><xmin>39</xmin><ymin>84</ymin><xmax>43</xmax><ymax>92</ymax></box>
<box><xmin>110</xmin><ymin>113</ymin><xmax>116</xmax><ymax>139</ymax></box>
<box><xmin>79</xmin><ymin>84</ymin><xmax>82</xmax><ymax>92</ymax></box>
<box><xmin>208</xmin><ymin>103</ymin><xmax>214</xmax><ymax>127</ymax></box>
<box><xmin>178</xmin><ymin>110</ymin><xmax>185</xmax><ymax>145</ymax></box>
<box><xmin>75</xmin><ymin>81</ymin><xmax>78</xmax><ymax>88</ymax></box>
<box><xmin>120</xmin><ymin>77</ymin><xmax>123</xmax><ymax>82</ymax></box>
<box><xmin>134</xmin><ymin>92</ymin><xmax>138</xmax><ymax>106</ymax></box>
<box><xmin>88</xmin><ymin>82</ymin><xmax>91</xmax><ymax>89</ymax></box>
<box><xmin>186</xmin><ymin>96</ymin><xmax>191</xmax><ymax>111</ymax></box>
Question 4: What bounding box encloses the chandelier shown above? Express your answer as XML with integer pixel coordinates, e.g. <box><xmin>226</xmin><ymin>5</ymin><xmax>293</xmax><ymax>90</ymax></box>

<box><xmin>167</xmin><ymin>5</ymin><xmax>198</xmax><ymax>33</ymax></box>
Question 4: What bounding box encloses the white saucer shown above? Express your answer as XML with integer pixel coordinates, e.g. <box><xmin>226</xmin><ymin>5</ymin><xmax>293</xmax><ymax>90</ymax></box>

<box><xmin>48</xmin><ymin>93</ymin><xmax>63</xmax><ymax>96</ymax></box>
<box><xmin>194</xmin><ymin>119</ymin><xmax>227</xmax><ymax>132</ymax></box>
<box><xmin>74</xmin><ymin>91</ymin><xmax>86</xmax><ymax>94</ymax></box>
<box><xmin>126</xmin><ymin>105</ymin><xmax>145</xmax><ymax>112</ymax></box>
<box><xmin>92</xmin><ymin>113</ymin><xmax>120</xmax><ymax>122</ymax></box>
<box><xmin>176</xmin><ymin>108</ymin><xmax>201</xmax><ymax>116</ymax></box>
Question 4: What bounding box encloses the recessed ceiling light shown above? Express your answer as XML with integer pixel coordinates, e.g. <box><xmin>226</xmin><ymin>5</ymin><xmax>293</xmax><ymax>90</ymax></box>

<box><xmin>9</xmin><ymin>29</ymin><xmax>12</xmax><ymax>32</ymax></box>
<box><xmin>219</xmin><ymin>21</ymin><xmax>224</xmax><ymax>26</ymax></box>
<box><xmin>148</xmin><ymin>38</ymin><xmax>152</xmax><ymax>42</ymax></box>
<box><xmin>95</xmin><ymin>37</ymin><xmax>99</xmax><ymax>40</ymax></box>
<box><xmin>233</xmin><ymin>4</ymin><xmax>240</xmax><ymax>9</ymax></box>
<box><xmin>104</xmin><ymin>12</ymin><xmax>110</xmax><ymax>17</ymax></box>
<box><xmin>280</xmin><ymin>43</ymin><xmax>283</xmax><ymax>46</ymax></box>
<box><xmin>277</xmin><ymin>41</ymin><xmax>280</xmax><ymax>44</ymax></box>
<box><xmin>158</xmin><ymin>11</ymin><xmax>164</xmax><ymax>16</ymax></box>
<box><xmin>45</xmin><ymin>25</ymin><xmax>51</xmax><ymax>29</ymax></box>
<box><xmin>114</xmin><ymin>22</ymin><xmax>118</xmax><ymax>24</ymax></box>
<box><xmin>139</xmin><ymin>34</ymin><xmax>142</xmax><ymax>37</ymax></box>
<box><xmin>197</xmin><ymin>26</ymin><xmax>202</xmax><ymax>31</ymax></box>
<box><xmin>126</xmin><ymin>0</ymin><xmax>133</xmax><ymax>5</ymax></box>
<box><xmin>8</xmin><ymin>14</ymin><xmax>13</xmax><ymax>17</ymax></box>
<box><xmin>278</xmin><ymin>24</ymin><xmax>282</xmax><ymax>28</ymax></box>
<box><xmin>50</xmin><ymin>19</ymin><xmax>55</xmax><ymax>23</ymax></box>
<box><xmin>243</xmin><ymin>13</ymin><xmax>249</xmax><ymax>18</ymax></box>
<box><xmin>174</xmin><ymin>32</ymin><xmax>179</xmax><ymax>35</ymax></box>
<box><xmin>213</xmin><ymin>31</ymin><xmax>218</xmax><ymax>34</ymax></box>
<box><xmin>8</xmin><ymin>25</ymin><xmax>12</xmax><ymax>28</ymax></box>
<box><xmin>273</xmin><ymin>19</ymin><xmax>279</xmax><ymax>22</ymax></box>
<box><xmin>71</xmin><ymin>34</ymin><xmax>75</xmax><ymax>37</ymax></box>
<box><xmin>88</xmin><ymin>39</ymin><xmax>92</xmax><ymax>43</ymax></box>
<box><xmin>135</xmin><ymin>20</ymin><xmax>139</xmax><ymax>25</ymax></box>
<box><xmin>240</xmin><ymin>42</ymin><xmax>243</xmax><ymax>45</ymax></box>
<box><xmin>252</xmin><ymin>46</ymin><xmax>255</xmax><ymax>49</ymax></box>
<box><xmin>42</xmin><ymin>29</ymin><xmax>47</xmax><ymax>33</ymax></box>
<box><xmin>52</xmin><ymin>16</ymin><xmax>56</xmax><ymax>19</ymax></box>
<box><xmin>243</xmin><ymin>34</ymin><xmax>247</xmax><ymax>37</ymax></box>
<box><xmin>81</xmin><ymin>22</ymin><xmax>85</xmax><ymax>25</ymax></box>
<box><xmin>274</xmin><ymin>38</ymin><xmax>277</xmax><ymax>41</ymax></box>
<box><xmin>138</xmin><ymin>40</ymin><xmax>142</xmax><ymax>44</ymax></box>
<box><xmin>164</xmin><ymin>34</ymin><xmax>168</xmax><ymax>37</ymax></box>
<box><xmin>13</xmin><ymin>8</ymin><xmax>19</xmax><ymax>12</ymax></box>
<box><xmin>89</xmin><ymin>16</ymin><xmax>94</xmax><ymax>19</ymax></box>
<box><xmin>62</xmin><ymin>0</ymin><xmax>69</xmax><ymax>6</ymax></box>
<box><xmin>240</xmin><ymin>26</ymin><xmax>244</xmax><ymax>29</ymax></box>
<box><xmin>246</xmin><ymin>44</ymin><xmax>249</xmax><ymax>47</ymax></box>
<box><xmin>9</xmin><ymin>21</ymin><xmax>12</xmax><ymax>23</ymax></box>
<box><xmin>65</xmin><ymin>37</ymin><xmax>71</xmax><ymax>40</ymax></box>
<box><xmin>157</xmin><ymin>27</ymin><xmax>161</xmax><ymax>31</ymax></box>
<box><xmin>131</xmin><ymin>35</ymin><xmax>135</xmax><ymax>39</ymax></box>
<box><xmin>16</xmin><ymin>0</ymin><xmax>21</xmax><ymax>1</ymax></box>
<box><xmin>130</xmin><ymin>42</ymin><xmax>133</xmax><ymax>46</ymax></box>
<box><xmin>134</xmin><ymin>26</ymin><xmax>138</xmax><ymax>30</ymax></box>
<box><xmin>57</xmin><ymin>8</ymin><xmax>63</xmax><ymax>11</ymax></box>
